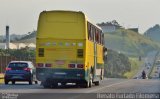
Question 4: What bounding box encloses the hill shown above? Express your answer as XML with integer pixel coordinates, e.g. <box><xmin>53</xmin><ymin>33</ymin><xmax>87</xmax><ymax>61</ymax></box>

<box><xmin>13</xmin><ymin>31</ymin><xmax>36</xmax><ymax>43</ymax></box>
<box><xmin>5</xmin><ymin>27</ymin><xmax>160</xmax><ymax>57</ymax></box>
<box><xmin>0</xmin><ymin>34</ymin><xmax>25</xmax><ymax>43</ymax></box>
<box><xmin>15</xmin><ymin>37</ymin><xmax>36</xmax><ymax>43</ymax></box>
<box><xmin>144</xmin><ymin>24</ymin><xmax>160</xmax><ymax>43</ymax></box>
<box><xmin>104</xmin><ymin>49</ymin><xmax>131</xmax><ymax>78</ymax></box>
<box><xmin>104</xmin><ymin>29</ymin><xmax>160</xmax><ymax>57</ymax></box>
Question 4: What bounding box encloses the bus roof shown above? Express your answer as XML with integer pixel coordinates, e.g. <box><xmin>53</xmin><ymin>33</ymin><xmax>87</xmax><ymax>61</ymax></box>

<box><xmin>41</xmin><ymin>10</ymin><xmax>102</xmax><ymax>31</ymax></box>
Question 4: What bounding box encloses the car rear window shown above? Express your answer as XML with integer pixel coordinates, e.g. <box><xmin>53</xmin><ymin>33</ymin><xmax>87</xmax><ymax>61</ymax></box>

<box><xmin>8</xmin><ymin>63</ymin><xmax>28</xmax><ymax>70</ymax></box>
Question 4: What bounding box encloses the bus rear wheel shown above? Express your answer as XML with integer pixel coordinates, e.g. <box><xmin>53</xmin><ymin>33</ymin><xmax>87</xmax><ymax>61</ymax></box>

<box><xmin>94</xmin><ymin>81</ymin><xmax>100</xmax><ymax>86</ymax></box>
<box><xmin>43</xmin><ymin>82</ymin><xmax>51</xmax><ymax>88</ymax></box>
<box><xmin>42</xmin><ymin>79</ymin><xmax>52</xmax><ymax>88</ymax></box>
<box><xmin>82</xmin><ymin>73</ymin><xmax>93</xmax><ymax>88</ymax></box>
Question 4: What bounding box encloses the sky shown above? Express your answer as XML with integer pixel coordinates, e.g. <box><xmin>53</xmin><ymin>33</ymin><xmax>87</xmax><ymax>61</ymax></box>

<box><xmin>0</xmin><ymin>0</ymin><xmax>160</xmax><ymax>35</ymax></box>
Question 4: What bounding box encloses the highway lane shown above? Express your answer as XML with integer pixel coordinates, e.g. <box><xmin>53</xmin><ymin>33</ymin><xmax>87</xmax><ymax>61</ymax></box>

<box><xmin>0</xmin><ymin>78</ymin><xmax>127</xmax><ymax>93</ymax></box>
<box><xmin>0</xmin><ymin>51</ymin><xmax>160</xmax><ymax>99</ymax></box>
<box><xmin>0</xmin><ymin>78</ymin><xmax>160</xmax><ymax>99</ymax></box>
<box><xmin>151</xmin><ymin>52</ymin><xmax>160</xmax><ymax>79</ymax></box>
<box><xmin>95</xmin><ymin>79</ymin><xmax>160</xmax><ymax>93</ymax></box>
<box><xmin>133</xmin><ymin>51</ymin><xmax>158</xmax><ymax>79</ymax></box>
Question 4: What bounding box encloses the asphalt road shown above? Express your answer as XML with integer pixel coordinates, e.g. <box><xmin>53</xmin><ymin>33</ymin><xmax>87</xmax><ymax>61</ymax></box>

<box><xmin>0</xmin><ymin>51</ymin><xmax>160</xmax><ymax>99</ymax></box>
<box><xmin>151</xmin><ymin>52</ymin><xmax>160</xmax><ymax>79</ymax></box>
<box><xmin>0</xmin><ymin>78</ymin><xmax>160</xmax><ymax>99</ymax></box>
<box><xmin>133</xmin><ymin>51</ymin><xmax>158</xmax><ymax>79</ymax></box>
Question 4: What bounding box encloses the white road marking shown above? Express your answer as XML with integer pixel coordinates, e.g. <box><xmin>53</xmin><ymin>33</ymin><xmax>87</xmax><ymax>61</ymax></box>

<box><xmin>86</xmin><ymin>80</ymin><xmax>131</xmax><ymax>93</ymax></box>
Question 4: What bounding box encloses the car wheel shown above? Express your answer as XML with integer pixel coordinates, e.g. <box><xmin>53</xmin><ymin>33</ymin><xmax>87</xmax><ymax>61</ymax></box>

<box><xmin>29</xmin><ymin>75</ymin><xmax>33</xmax><ymax>85</ymax></box>
<box><xmin>29</xmin><ymin>80</ymin><xmax>33</xmax><ymax>85</ymax></box>
<box><xmin>29</xmin><ymin>78</ymin><xmax>33</xmax><ymax>85</ymax></box>
<box><xmin>5</xmin><ymin>79</ymin><xmax>9</xmax><ymax>85</ymax></box>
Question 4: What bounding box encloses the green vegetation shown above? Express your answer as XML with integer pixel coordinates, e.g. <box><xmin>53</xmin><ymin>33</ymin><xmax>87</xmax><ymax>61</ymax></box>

<box><xmin>0</xmin><ymin>49</ymin><xmax>35</xmax><ymax>73</ymax></box>
<box><xmin>104</xmin><ymin>49</ymin><xmax>131</xmax><ymax>78</ymax></box>
<box><xmin>104</xmin><ymin>49</ymin><xmax>144</xmax><ymax>78</ymax></box>
<box><xmin>144</xmin><ymin>24</ymin><xmax>160</xmax><ymax>43</ymax></box>
<box><xmin>104</xmin><ymin>29</ymin><xmax>160</xmax><ymax>57</ymax></box>
<box><xmin>14</xmin><ymin>31</ymin><xmax>36</xmax><ymax>43</ymax></box>
<box><xmin>124</xmin><ymin>58</ymin><xmax>143</xmax><ymax>78</ymax></box>
<box><xmin>0</xmin><ymin>49</ymin><xmax>35</xmax><ymax>59</ymax></box>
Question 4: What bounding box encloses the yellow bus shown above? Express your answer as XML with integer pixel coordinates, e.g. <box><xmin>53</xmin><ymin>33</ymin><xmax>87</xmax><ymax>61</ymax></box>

<box><xmin>36</xmin><ymin>10</ymin><xmax>106</xmax><ymax>88</ymax></box>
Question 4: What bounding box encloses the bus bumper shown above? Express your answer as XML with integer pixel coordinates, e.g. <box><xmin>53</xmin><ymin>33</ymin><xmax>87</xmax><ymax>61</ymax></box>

<box><xmin>36</xmin><ymin>68</ymin><xmax>86</xmax><ymax>83</ymax></box>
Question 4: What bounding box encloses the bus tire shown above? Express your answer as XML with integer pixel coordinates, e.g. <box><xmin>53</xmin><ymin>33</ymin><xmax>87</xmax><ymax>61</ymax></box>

<box><xmin>94</xmin><ymin>81</ymin><xmax>100</xmax><ymax>86</ymax></box>
<box><xmin>12</xmin><ymin>81</ymin><xmax>15</xmax><ymax>85</ymax></box>
<box><xmin>82</xmin><ymin>81</ymin><xmax>90</xmax><ymax>88</ymax></box>
<box><xmin>83</xmin><ymin>72</ymin><xmax>93</xmax><ymax>88</ymax></box>
<box><xmin>43</xmin><ymin>84</ymin><xmax>51</xmax><ymax>88</ymax></box>
<box><xmin>52</xmin><ymin>83</ymin><xmax>58</xmax><ymax>88</ymax></box>
<box><xmin>89</xmin><ymin>73</ymin><xmax>93</xmax><ymax>87</ymax></box>
<box><xmin>61</xmin><ymin>82</ymin><xmax>66</xmax><ymax>86</ymax></box>
<box><xmin>42</xmin><ymin>79</ymin><xmax>52</xmax><ymax>88</ymax></box>
<box><xmin>43</xmin><ymin>82</ymin><xmax>51</xmax><ymax>88</ymax></box>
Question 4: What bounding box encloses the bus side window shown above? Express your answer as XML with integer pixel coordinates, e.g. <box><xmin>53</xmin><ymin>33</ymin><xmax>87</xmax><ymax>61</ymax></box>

<box><xmin>90</xmin><ymin>24</ymin><xmax>93</xmax><ymax>41</ymax></box>
<box><xmin>102</xmin><ymin>34</ymin><xmax>104</xmax><ymax>45</ymax></box>
<box><xmin>92</xmin><ymin>26</ymin><xmax>95</xmax><ymax>41</ymax></box>
<box><xmin>103</xmin><ymin>47</ymin><xmax>108</xmax><ymax>61</ymax></box>
<box><xmin>100</xmin><ymin>32</ymin><xmax>102</xmax><ymax>44</ymax></box>
<box><xmin>95</xmin><ymin>29</ymin><xmax>97</xmax><ymax>43</ymax></box>
<box><xmin>88</xmin><ymin>23</ymin><xmax>91</xmax><ymax>40</ymax></box>
<box><xmin>99</xmin><ymin>31</ymin><xmax>101</xmax><ymax>44</ymax></box>
<box><xmin>96</xmin><ymin>29</ymin><xmax>99</xmax><ymax>43</ymax></box>
<box><xmin>98</xmin><ymin>30</ymin><xmax>100</xmax><ymax>44</ymax></box>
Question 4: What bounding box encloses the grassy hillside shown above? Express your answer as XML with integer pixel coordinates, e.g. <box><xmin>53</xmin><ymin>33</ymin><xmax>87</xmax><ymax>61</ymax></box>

<box><xmin>104</xmin><ymin>29</ymin><xmax>160</xmax><ymax>57</ymax></box>
<box><xmin>104</xmin><ymin>49</ymin><xmax>131</xmax><ymax>78</ymax></box>
<box><xmin>124</xmin><ymin>58</ymin><xmax>143</xmax><ymax>78</ymax></box>
<box><xmin>144</xmin><ymin>24</ymin><xmax>160</xmax><ymax>43</ymax></box>
<box><xmin>13</xmin><ymin>31</ymin><xmax>36</xmax><ymax>43</ymax></box>
<box><xmin>14</xmin><ymin>38</ymin><xmax>36</xmax><ymax>44</ymax></box>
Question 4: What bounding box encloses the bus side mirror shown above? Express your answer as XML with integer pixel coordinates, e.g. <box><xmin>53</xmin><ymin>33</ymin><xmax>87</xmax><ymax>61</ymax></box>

<box><xmin>103</xmin><ymin>47</ymin><xmax>107</xmax><ymax>61</ymax></box>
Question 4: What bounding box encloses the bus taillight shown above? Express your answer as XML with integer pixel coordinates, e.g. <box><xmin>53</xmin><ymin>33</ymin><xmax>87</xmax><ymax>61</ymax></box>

<box><xmin>45</xmin><ymin>63</ymin><xmax>52</xmax><ymax>67</ymax></box>
<box><xmin>37</xmin><ymin>63</ymin><xmax>44</xmax><ymax>67</ymax></box>
<box><xmin>68</xmin><ymin>64</ymin><xmax>75</xmax><ymax>68</ymax></box>
<box><xmin>77</xmin><ymin>64</ymin><xmax>84</xmax><ymax>68</ymax></box>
